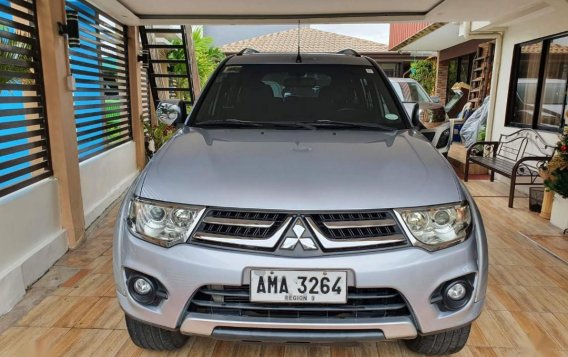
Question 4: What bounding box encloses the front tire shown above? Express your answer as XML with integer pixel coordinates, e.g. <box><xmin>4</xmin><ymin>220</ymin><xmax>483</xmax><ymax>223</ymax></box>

<box><xmin>405</xmin><ymin>324</ymin><xmax>471</xmax><ymax>355</ymax></box>
<box><xmin>125</xmin><ymin>315</ymin><xmax>188</xmax><ymax>350</ymax></box>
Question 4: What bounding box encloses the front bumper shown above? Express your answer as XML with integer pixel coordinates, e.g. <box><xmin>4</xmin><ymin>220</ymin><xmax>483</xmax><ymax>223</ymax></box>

<box><xmin>177</xmin><ymin>314</ymin><xmax>417</xmax><ymax>340</ymax></box>
<box><xmin>114</xmin><ymin>213</ymin><xmax>486</xmax><ymax>340</ymax></box>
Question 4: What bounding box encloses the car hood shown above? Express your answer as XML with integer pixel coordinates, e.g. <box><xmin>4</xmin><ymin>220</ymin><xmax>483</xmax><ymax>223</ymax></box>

<box><xmin>138</xmin><ymin>128</ymin><xmax>463</xmax><ymax>210</ymax></box>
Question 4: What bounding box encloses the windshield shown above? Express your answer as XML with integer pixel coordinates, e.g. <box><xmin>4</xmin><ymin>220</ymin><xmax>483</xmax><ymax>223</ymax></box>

<box><xmin>391</xmin><ymin>81</ymin><xmax>432</xmax><ymax>103</ymax></box>
<box><xmin>193</xmin><ymin>64</ymin><xmax>407</xmax><ymax>129</ymax></box>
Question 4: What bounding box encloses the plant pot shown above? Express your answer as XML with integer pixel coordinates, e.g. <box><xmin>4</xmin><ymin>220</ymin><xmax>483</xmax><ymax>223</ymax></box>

<box><xmin>550</xmin><ymin>194</ymin><xmax>568</xmax><ymax>230</ymax></box>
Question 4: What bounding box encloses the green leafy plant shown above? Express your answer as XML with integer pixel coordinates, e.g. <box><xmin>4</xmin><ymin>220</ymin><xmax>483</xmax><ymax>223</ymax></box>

<box><xmin>546</xmin><ymin>169</ymin><xmax>568</xmax><ymax>198</ymax></box>
<box><xmin>143</xmin><ymin>118</ymin><xmax>177</xmax><ymax>159</ymax></box>
<box><xmin>409</xmin><ymin>59</ymin><xmax>436</xmax><ymax>95</ymax></box>
<box><xmin>542</xmin><ymin>126</ymin><xmax>568</xmax><ymax>198</ymax></box>
<box><xmin>191</xmin><ymin>28</ymin><xmax>225</xmax><ymax>85</ymax></box>
<box><xmin>477</xmin><ymin>125</ymin><xmax>486</xmax><ymax>142</ymax></box>
<box><xmin>0</xmin><ymin>26</ymin><xmax>32</xmax><ymax>85</ymax></box>
<box><xmin>166</xmin><ymin>28</ymin><xmax>224</xmax><ymax>95</ymax></box>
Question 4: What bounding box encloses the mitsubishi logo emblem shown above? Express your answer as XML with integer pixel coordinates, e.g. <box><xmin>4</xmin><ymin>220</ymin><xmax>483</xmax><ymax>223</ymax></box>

<box><xmin>281</xmin><ymin>218</ymin><xmax>317</xmax><ymax>250</ymax></box>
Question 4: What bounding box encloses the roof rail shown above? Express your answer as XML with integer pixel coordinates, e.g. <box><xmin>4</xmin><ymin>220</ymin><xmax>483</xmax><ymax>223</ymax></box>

<box><xmin>337</xmin><ymin>49</ymin><xmax>361</xmax><ymax>57</ymax></box>
<box><xmin>237</xmin><ymin>48</ymin><xmax>260</xmax><ymax>55</ymax></box>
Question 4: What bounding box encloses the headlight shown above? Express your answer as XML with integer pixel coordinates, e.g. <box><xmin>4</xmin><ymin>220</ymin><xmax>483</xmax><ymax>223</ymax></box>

<box><xmin>394</xmin><ymin>202</ymin><xmax>471</xmax><ymax>251</ymax></box>
<box><xmin>128</xmin><ymin>198</ymin><xmax>205</xmax><ymax>247</ymax></box>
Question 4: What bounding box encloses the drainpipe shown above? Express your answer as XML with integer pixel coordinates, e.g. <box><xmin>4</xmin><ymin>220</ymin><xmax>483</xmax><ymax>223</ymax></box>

<box><xmin>460</xmin><ymin>22</ymin><xmax>504</xmax><ymax>141</ymax></box>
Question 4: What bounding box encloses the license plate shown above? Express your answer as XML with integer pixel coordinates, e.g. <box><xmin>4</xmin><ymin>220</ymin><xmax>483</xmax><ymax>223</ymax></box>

<box><xmin>250</xmin><ymin>270</ymin><xmax>347</xmax><ymax>304</ymax></box>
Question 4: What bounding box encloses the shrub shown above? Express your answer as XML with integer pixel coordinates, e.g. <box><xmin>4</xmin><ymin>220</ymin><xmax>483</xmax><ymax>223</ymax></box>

<box><xmin>409</xmin><ymin>59</ymin><xmax>436</xmax><ymax>95</ymax></box>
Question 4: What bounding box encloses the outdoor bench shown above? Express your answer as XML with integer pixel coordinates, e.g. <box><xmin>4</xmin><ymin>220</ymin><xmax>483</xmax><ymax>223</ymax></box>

<box><xmin>465</xmin><ymin>128</ymin><xmax>555</xmax><ymax>208</ymax></box>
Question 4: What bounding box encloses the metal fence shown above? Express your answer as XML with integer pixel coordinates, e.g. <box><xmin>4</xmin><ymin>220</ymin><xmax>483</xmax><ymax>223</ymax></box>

<box><xmin>140</xmin><ymin>60</ymin><xmax>150</xmax><ymax>123</ymax></box>
<box><xmin>66</xmin><ymin>0</ymin><xmax>132</xmax><ymax>161</ymax></box>
<box><xmin>0</xmin><ymin>0</ymin><xmax>52</xmax><ymax>197</ymax></box>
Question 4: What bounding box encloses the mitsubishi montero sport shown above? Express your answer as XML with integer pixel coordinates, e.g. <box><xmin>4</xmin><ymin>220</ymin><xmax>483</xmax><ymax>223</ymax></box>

<box><xmin>114</xmin><ymin>50</ymin><xmax>488</xmax><ymax>355</ymax></box>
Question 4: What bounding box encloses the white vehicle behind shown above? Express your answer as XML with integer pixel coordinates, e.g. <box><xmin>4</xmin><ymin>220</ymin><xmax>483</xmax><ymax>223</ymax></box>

<box><xmin>390</xmin><ymin>78</ymin><xmax>452</xmax><ymax>157</ymax></box>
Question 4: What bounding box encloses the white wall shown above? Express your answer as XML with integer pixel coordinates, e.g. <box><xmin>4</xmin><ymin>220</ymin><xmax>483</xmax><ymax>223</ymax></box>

<box><xmin>490</xmin><ymin>10</ymin><xmax>568</xmax><ymax>145</ymax></box>
<box><xmin>0</xmin><ymin>141</ymin><xmax>139</xmax><ymax>316</ymax></box>
<box><xmin>80</xmin><ymin>141</ymin><xmax>139</xmax><ymax>227</ymax></box>
<box><xmin>487</xmin><ymin>10</ymin><xmax>567</xmax><ymax>192</ymax></box>
<box><xmin>0</xmin><ymin>179</ymin><xmax>67</xmax><ymax>315</ymax></box>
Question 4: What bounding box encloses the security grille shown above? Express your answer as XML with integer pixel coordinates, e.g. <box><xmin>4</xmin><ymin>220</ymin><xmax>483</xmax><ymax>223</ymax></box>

<box><xmin>140</xmin><ymin>64</ymin><xmax>150</xmax><ymax>123</ymax></box>
<box><xmin>66</xmin><ymin>0</ymin><xmax>131</xmax><ymax>161</ymax></box>
<box><xmin>189</xmin><ymin>285</ymin><xmax>411</xmax><ymax>319</ymax></box>
<box><xmin>139</xmin><ymin>25</ymin><xmax>196</xmax><ymax>107</ymax></box>
<box><xmin>197</xmin><ymin>209</ymin><xmax>288</xmax><ymax>239</ymax></box>
<box><xmin>0</xmin><ymin>0</ymin><xmax>52</xmax><ymax>197</ymax></box>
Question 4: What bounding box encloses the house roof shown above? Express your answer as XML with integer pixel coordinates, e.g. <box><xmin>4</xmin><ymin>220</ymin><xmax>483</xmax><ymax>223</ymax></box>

<box><xmin>388</xmin><ymin>23</ymin><xmax>446</xmax><ymax>51</ymax></box>
<box><xmin>521</xmin><ymin>43</ymin><xmax>568</xmax><ymax>54</ymax></box>
<box><xmin>220</xmin><ymin>28</ymin><xmax>389</xmax><ymax>54</ymax></box>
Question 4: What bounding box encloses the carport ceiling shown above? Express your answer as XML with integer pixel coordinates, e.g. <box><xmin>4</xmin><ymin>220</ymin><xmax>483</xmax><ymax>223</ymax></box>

<box><xmin>95</xmin><ymin>0</ymin><xmax>553</xmax><ymax>25</ymax></box>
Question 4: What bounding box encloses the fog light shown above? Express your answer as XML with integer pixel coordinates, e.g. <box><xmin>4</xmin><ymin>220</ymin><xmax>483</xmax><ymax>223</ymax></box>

<box><xmin>446</xmin><ymin>282</ymin><xmax>467</xmax><ymax>300</ymax></box>
<box><xmin>441</xmin><ymin>279</ymin><xmax>471</xmax><ymax>310</ymax></box>
<box><xmin>430</xmin><ymin>274</ymin><xmax>474</xmax><ymax>312</ymax></box>
<box><xmin>133</xmin><ymin>277</ymin><xmax>152</xmax><ymax>295</ymax></box>
<box><xmin>127</xmin><ymin>273</ymin><xmax>159</xmax><ymax>305</ymax></box>
<box><xmin>125</xmin><ymin>269</ymin><xmax>168</xmax><ymax>306</ymax></box>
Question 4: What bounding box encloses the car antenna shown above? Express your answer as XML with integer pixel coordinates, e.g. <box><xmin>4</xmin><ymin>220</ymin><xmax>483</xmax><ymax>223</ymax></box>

<box><xmin>296</xmin><ymin>20</ymin><xmax>302</xmax><ymax>63</ymax></box>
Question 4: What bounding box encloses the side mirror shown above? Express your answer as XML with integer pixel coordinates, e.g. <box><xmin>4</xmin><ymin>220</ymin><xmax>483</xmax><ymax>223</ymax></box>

<box><xmin>430</xmin><ymin>96</ymin><xmax>441</xmax><ymax>103</ymax></box>
<box><xmin>411</xmin><ymin>103</ymin><xmax>421</xmax><ymax>128</ymax></box>
<box><xmin>156</xmin><ymin>100</ymin><xmax>187</xmax><ymax>126</ymax></box>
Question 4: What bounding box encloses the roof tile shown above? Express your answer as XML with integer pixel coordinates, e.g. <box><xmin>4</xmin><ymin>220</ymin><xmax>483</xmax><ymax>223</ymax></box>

<box><xmin>221</xmin><ymin>28</ymin><xmax>389</xmax><ymax>54</ymax></box>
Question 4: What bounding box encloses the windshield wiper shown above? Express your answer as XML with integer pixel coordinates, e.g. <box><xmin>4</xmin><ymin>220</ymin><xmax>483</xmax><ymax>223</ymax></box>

<box><xmin>196</xmin><ymin>119</ymin><xmax>315</xmax><ymax>130</ymax></box>
<box><xmin>196</xmin><ymin>119</ymin><xmax>394</xmax><ymax>131</ymax></box>
<box><xmin>308</xmin><ymin>120</ymin><xmax>397</xmax><ymax>131</ymax></box>
<box><xmin>261</xmin><ymin>121</ymin><xmax>316</xmax><ymax>130</ymax></box>
<box><xmin>196</xmin><ymin>119</ymin><xmax>263</xmax><ymax>128</ymax></box>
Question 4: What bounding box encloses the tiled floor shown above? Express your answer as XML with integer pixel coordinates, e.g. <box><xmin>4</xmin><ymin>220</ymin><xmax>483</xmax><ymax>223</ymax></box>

<box><xmin>0</xmin><ymin>181</ymin><xmax>567</xmax><ymax>356</ymax></box>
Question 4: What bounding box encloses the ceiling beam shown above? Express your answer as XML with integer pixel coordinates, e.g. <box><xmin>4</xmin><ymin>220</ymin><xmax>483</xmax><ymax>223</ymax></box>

<box><xmin>102</xmin><ymin>0</ymin><xmax>448</xmax><ymax>25</ymax></box>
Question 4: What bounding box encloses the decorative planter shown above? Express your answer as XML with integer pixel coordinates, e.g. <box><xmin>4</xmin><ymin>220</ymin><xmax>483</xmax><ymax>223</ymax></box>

<box><xmin>550</xmin><ymin>194</ymin><xmax>568</xmax><ymax>230</ymax></box>
<box><xmin>540</xmin><ymin>190</ymin><xmax>554</xmax><ymax>219</ymax></box>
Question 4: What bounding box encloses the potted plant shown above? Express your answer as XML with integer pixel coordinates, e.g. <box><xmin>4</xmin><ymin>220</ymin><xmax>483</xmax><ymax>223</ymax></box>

<box><xmin>542</xmin><ymin>126</ymin><xmax>568</xmax><ymax>230</ymax></box>
<box><xmin>143</xmin><ymin>118</ymin><xmax>177</xmax><ymax>160</ymax></box>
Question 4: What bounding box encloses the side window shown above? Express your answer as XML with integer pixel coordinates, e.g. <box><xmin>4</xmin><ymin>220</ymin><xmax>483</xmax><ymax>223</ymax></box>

<box><xmin>507</xmin><ymin>32</ymin><xmax>568</xmax><ymax>131</ymax></box>
<box><xmin>391</xmin><ymin>83</ymin><xmax>404</xmax><ymax>102</ymax></box>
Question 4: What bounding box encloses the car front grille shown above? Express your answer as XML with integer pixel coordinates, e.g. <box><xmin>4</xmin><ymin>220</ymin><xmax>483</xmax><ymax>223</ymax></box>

<box><xmin>190</xmin><ymin>208</ymin><xmax>408</xmax><ymax>252</ymax></box>
<box><xmin>188</xmin><ymin>285</ymin><xmax>410</xmax><ymax>319</ymax></box>
<box><xmin>198</xmin><ymin>209</ymin><xmax>288</xmax><ymax>239</ymax></box>
<box><xmin>309</xmin><ymin>211</ymin><xmax>400</xmax><ymax>240</ymax></box>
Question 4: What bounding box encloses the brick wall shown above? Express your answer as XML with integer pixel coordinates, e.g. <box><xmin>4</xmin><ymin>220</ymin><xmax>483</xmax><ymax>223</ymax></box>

<box><xmin>436</xmin><ymin>60</ymin><xmax>449</xmax><ymax>104</ymax></box>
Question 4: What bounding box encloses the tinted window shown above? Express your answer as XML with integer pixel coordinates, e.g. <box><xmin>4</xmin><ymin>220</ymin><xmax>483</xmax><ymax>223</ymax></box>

<box><xmin>507</xmin><ymin>33</ymin><xmax>568</xmax><ymax>131</ymax></box>
<box><xmin>392</xmin><ymin>81</ymin><xmax>432</xmax><ymax>103</ymax></box>
<box><xmin>511</xmin><ymin>43</ymin><xmax>542</xmax><ymax>126</ymax></box>
<box><xmin>194</xmin><ymin>64</ymin><xmax>406</xmax><ymax>129</ymax></box>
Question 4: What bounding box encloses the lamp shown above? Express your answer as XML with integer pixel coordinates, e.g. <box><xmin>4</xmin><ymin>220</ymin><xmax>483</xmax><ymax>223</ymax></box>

<box><xmin>58</xmin><ymin>10</ymin><xmax>80</xmax><ymax>48</ymax></box>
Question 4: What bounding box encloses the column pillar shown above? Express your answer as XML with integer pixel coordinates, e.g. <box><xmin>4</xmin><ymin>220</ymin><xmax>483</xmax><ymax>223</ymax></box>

<box><xmin>35</xmin><ymin>0</ymin><xmax>85</xmax><ymax>248</ymax></box>
<box><xmin>127</xmin><ymin>26</ymin><xmax>146</xmax><ymax>169</ymax></box>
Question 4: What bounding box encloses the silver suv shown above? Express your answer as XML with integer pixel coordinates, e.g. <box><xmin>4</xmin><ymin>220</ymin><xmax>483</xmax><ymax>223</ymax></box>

<box><xmin>114</xmin><ymin>51</ymin><xmax>487</xmax><ymax>355</ymax></box>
